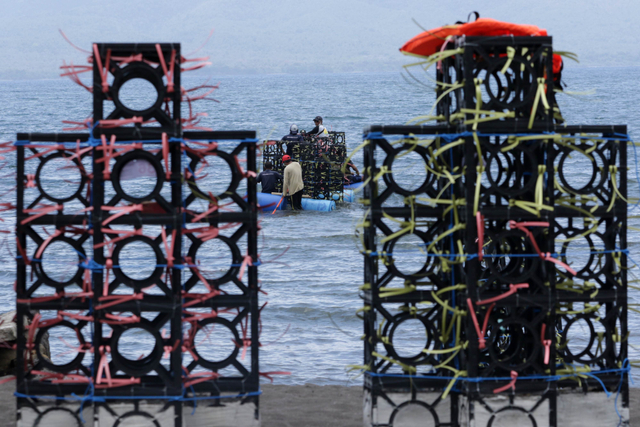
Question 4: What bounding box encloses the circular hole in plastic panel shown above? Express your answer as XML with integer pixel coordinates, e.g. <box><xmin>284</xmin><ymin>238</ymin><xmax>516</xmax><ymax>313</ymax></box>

<box><xmin>38</xmin><ymin>323</ymin><xmax>84</xmax><ymax>368</ymax></box>
<box><xmin>117</xmin><ymin>327</ymin><xmax>155</xmax><ymax>361</ymax></box>
<box><xmin>111</xmin><ymin>62</ymin><xmax>165</xmax><ymax>119</ymax></box>
<box><xmin>489</xmin><ymin>407</ymin><xmax>536</xmax><ymax>427</ymax></box>
<box><xmin>112</xmin><ymin>151</ymin><xmax>163</xmax><ymax>203</ymax></box>
<box><xmin>560</xmin><ymin>234</ymin><xmax>594</xmax><ymax>274</ymax></box>
<box><xmin>117</xmin><ymin>78</ymin><xmax>159</xmax><ymax>112</ymax></box>
<box><xmin>112</xmin><ymin>322</ymin><xmax>163</xmax><ymax>376</ymax></box>
<box><xmin>117</xmin><ymin>239</ymin><xmax>158</xmax><ymax>282</ymax></box>
<box><xmin>37</xmin><ymin>238</ymin><xmax>84</xmax><ymax>287</ymax></box>
<box><xmin>486</xmin><ymin>152</ymin><xmax>517</xmax><ymax>189</ymax></box>
<box><xmin>488</xmin><ymin>232</ymin><xmax>534</xmax><ymax>280</ymax></box>
<box><xmin>557</xmin><ymin>149</ymin><xmax>604</xmax><ymax>194</ymax></box>
<box><xmin>37</xmin><ymin>323</ymin><xmax>85</xmax><ymax>371</ymax></box>
<box><xmin>388</xmin><ymin>149</ymin><xmax>430</xmax><ymax>194</ymax></box>
<box><xmin>193</xmin><ymin>318</ymin><xmax>240</xmax><ymax>370</ymax></box>
<box><xmin>390</xmin><ymin>401</ymin><xmax>438</xmax><ymax>427</ymax></box>
<box><xmin>487</xmin><ymin>69</ymin><xmax>516</xmax><ymax>105</ymax></box>
<box><xmin>563</xmin><ymin>317</ymin><xmax>594</xmax><ymax>360</ymax></box>
<box><xmin>197</xmin><ymin>238</ymin><xmax>234</xmax><ymax>281</ymax></box>
<box><xmin>35</xmin><ymin>408</ymin><xmax>83</xmax><ymax>427</ymax></box>
<box><xmin>190</xmin><ymin>154</ymin><xmax>235</xmax><ymax>199</ymax></box>
<box><xmin>486</xmin><ymin>57</ymin><xmax>535</xmax><ymax>109</ymax></box>
<box><xmin>37</xmin><ymin>155</ymin><xmax>85</xmax><ymax>203</ymax></box>
<box><xmin>474</xmin><ymin>68</ymin><xmax>492</xmax><ymax>105</ymax></box>
<box><xmin>119</xmin><ymin>159</ymin><xmax>160</xmax><ymax>199</ymax></box>
<box><xmin>389</xmin><ymin>318</ymin><xmax>431</xmax><ymax>360</ymax></box>
<box><xmin>489</xmin><ymin>320</ymin><xmax>538</xmax><ymax>370</ymax></box>
<box><xmin>389</xmin><ymin>233</ymin><xmax>429</xmax><ymax>277</ymax></box>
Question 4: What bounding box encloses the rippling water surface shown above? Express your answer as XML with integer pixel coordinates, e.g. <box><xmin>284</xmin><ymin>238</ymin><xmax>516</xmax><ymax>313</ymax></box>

<box><xmin>0</xmin><ymin>65</ymin><xmax>638</xmax><ymax>386</ymax></box>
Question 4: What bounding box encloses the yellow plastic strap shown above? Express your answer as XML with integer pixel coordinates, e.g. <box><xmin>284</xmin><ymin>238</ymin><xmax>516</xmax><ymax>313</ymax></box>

<box><xmin>371</xmin><ymin>351</ymin><xmax>417</xmax><ymax>374</ymax></box>
<box><xmin>379</xmin><ymin>284</ymin><xmax>416</xmax><ymax>299</ymax></box>
<box><xmin>500</xmin><ymin>47</ymin><xmax>516</xmax><ymax>75</ymax></box>
<box><xmin>342</xmin><ymin>139</ymin><xmax>370</xmax><ymax>174</ymax></box>
<box><xmin>430</xmin><ymin>82</ymin><xmax>465</xmax><ymax>117</ymax></box>
<box><xmin>441</xmin><ymin>368</ymin><xmax>467</xmax><ymax>400</ymax></box>
<box><xmin>433</xmin><ymin>138</ymin><xmax>465</xmax><ymax>159</ymax></box>
<box><xmin>554</xmin><ymin>51</ymin><xmax>580</xmax><ymax>63</ymax></box>
<box><xmin>427</xmin><ymin>223</ymin><xmax>466</xmax><ymax>252</ymax></box>
<box><xmin>472</xmin><ymin>78</ymin><xmax>483</xmax><ymax>131</ymax></box>
<box><xmin>528</xmin><ymin>77</ymin><xmax>550</xmax><ymax>129</ymax></box>
<box><xmin>474</xmin><ymin>166</ymin><xmax>483</xmax><ymax>215</ymax></box>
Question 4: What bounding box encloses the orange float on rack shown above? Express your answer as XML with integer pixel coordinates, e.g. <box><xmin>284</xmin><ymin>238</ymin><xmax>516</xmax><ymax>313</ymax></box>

<box><xmin>400</xmin><ymin>16</ymin><xmax>562</xmax><ymax>73</ymax></box>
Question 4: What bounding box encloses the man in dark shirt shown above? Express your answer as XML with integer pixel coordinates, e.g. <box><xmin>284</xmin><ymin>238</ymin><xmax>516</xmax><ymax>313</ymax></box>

<box><xmin>306</xmin><ymin>116</ymin><xmax>323</xmax><ymax>136</ymax></box>
<box><xmin>282</xmin><ymin>124</ymin><xmax>304</xmax><ymax>156</ymax></box>
<box><xmin>256</xmin><ymin>161</ymin><xmax>283</xmax><ymax>193</ymax></box>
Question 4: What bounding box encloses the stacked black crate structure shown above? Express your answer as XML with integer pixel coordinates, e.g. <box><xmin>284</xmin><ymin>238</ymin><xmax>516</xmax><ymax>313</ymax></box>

<box><xmin>261</xmin><ymin>132</ymin><xmax>346</xmax><ymax>201</ymax></box>
<box><xmin>16</xmin><ymin>43</ymin><xmax>260</xmax><ymax>426</ymax></box>
<box><xmin>361</xmin><ymin>36</ymin><xmax>629</xmax><ymax>426</ymax></box>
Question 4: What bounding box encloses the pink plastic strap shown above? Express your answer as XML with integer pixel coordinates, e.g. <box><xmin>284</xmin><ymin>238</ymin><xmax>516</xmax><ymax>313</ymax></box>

<box><xmin>94</xmin><ymin>228</ymin><xmax>143</xmax><ymax>249</ymax></box>
<box><xmin>58</xmin><ymin>311</ymin><xmax>93</xmax><ymax>322</ymax></box>
<box><xmin>0</xmin><ymin>376</ymin><xmax>15</xmax><ymax>385</ymax></box>
<box><xmin>24</xmin><ymin>145</ymin><xmax>66</xmax><ymax>161</ymax></box>
<box><xmin>475</xmin><ymin>283</ymin><xmax>529</xmax><ymax>306</ymax></box>
<box><xmin>30</xmin><ymin>370</ymin><xmax>90</xmax><ymax>384</ymax></box>
<box><xmin>181</xmin><ymin>341</ymin><xmax>199</xmax><ymax>362</ymax></box>
<box><xmin>181</xmin><ymin>62</ymin><xmax>212</xmax><ymax>72</ymax></box>
<box><xmin>541</xmin><ymin>324</ymin><xmax>551</xmax><ymax>365</ymax></box>
<box><xmin>190</xmin><ymin>202</ymin><xmax>218</xmax><ymax>223</ymax></box>
<box><xmin>162</xmin><ymin>340</ymin><xmax>180</xmax><ymax>359</ymax></box>
<box><xmin>160</xmin><ymin>226</ymin><xmax>176</xmax><ymax>268</ymax></box>
<box><xmin>95</xmin><ymin>293</ymin><xmax>144</xmax><ymax>310</ymax></box>
<box><xmin>493</xmin><ymin>371</ymin><xmax>518</xmax><ymax>394</ymax></box>
<box><xmin>162</xmin><ymin>133</ymin><xmax>171</xmax><ymax>180</ymax></box>
<box><xmin>25</xmin><ymin>313</ymin><xmax>41</xmax><ymax>352</ymax></box>
<box><xmin>476</xmin><ymin>212</ymin><xmax>485</xmax><ymax>261</ymax></box>
<box><xmin>508</xmin><ymin>220</ymin><xmax>544</xmax><ymax>258</ymax></box>
<box><xmin>183</xmin><ymin>256</ymin><xmax>213</xmax><ymax>292</ymax></box>
<box><xmin>60</xmin><ymin>61</ymin><xmax>92</xmax><ymax>92</ymax></box>
<box><xmin>101</xmin><ymin>205</ymin><xmax>143</xmax><ymax>226</ymax></box>
<box><xmin>35</xmin><ymin>228</ymin><xmax>64</xmax><ymax>259</ymax></box>
<box><xmin>103</xmin><ymin>258</ymin><xmax>113</xmax><ymax>297</ymax></box>
<box><xmin>16</xmin><ymin>237</ymin><xmax>30</xmax><ymax>265</ymax></box>
<box><xmin>259</xmin><ymin>371</ymin><xmax>292</xmax><ymax>383</ymax></box>
<box><xmin>466</xmin><ymin>299</ymin><xmax>495</xmax><ymax>350</ymax></box>
<box><xmin>21</xmin><ymin>204</ymin><xmax>63</xmax><ymax>225</ymax></box>
<box><xmin>182</xmin><ymin>291</ymin><xmax>221</xmax><ymax>309</ymax></box>
<box><xmin>238</xmin><ymin>254</ymin><xmax>253</xmax><ymax>281</ymax></box>
<box><xmin>234</xmin><ymin>155</ymin><xmax>257</xmax><ymax>179</ymax></box>
<box><xmin>96</xmin><ymin>346</ymin><xmax>112</xmax><ymax>386</ymax></box>
<box><xmin>467</xmin><ymin>298</ymin><xmax>484</xmax><ymax>348</ymax></box>
<box><xmin>92</xmin><ymin>44</ymin><xmax>110</xmax><ymax>93</ymax></box>
<box><xmin>99</xmin><ymin>134</ymin><xmax>116</xmax><ymax>180</ymax></box>
<box><xmin>543</xmin><ymin>252</ymin><xmax>577</xmax><ymax>275</ymax></box>
<box><xmin>100</xmin><ymin>313</ymin><xmax>141</xmax><ymax>325</ymax></box>
<box><xmin>155</xmin><ymin>45</ymin><xmax>176</xmax><ymax>93</ymax></box>
<box><xmin>183</xmin><ymin>371</ymin><xmax>219</xmax><ymax>388</ymax></box>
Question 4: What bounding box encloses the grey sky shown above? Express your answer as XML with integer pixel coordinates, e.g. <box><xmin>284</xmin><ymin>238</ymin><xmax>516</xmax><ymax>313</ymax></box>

<box><xmin>1</xmin><ymin>0</ymin><xmax>638</xmax><ymax>79</ymax></box>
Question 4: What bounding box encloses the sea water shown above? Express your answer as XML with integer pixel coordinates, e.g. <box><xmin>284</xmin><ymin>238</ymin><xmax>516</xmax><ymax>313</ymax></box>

<box><xmin>0</xmin><ymin>66</ymin><xmax>638</xmax><ymax>386</ymax></box>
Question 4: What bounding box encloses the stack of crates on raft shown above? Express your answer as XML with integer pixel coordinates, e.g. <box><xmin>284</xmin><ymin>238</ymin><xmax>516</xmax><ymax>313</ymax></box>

<box><xmin>15</xmin><ymin>43</ymin><xmax>261</xmax><ymax>427</ymax></box>
<box><xmin>360</xmin><ymin>35</ymin><xmax>629</xmax><ymax>426</ymax></box>
<box><xmin>262</xmin><ymin>132</ymin><xmax>347</xmax><ymax>201</ymax></box>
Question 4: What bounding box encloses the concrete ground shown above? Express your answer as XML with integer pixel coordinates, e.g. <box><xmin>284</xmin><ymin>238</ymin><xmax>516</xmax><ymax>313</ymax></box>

<box><xmin>0</xmin><ymin>378</ymin><xmax>635</xmax><ymax>426</ymax></box>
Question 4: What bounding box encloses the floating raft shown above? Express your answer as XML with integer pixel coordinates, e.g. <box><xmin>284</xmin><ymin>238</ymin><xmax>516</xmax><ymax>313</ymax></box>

<box><xmin>257</xmin><ymin>192</ymin><xmax>336</xmax><ymax>212</ymax></box>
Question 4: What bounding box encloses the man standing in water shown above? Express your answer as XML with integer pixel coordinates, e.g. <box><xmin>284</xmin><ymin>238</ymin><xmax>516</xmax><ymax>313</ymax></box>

<box><xmin>282</xmin><ymin>124</ymin><xmax>304</xmax><ymax>156</ymax></box>
<box><xmin>256</xmin><ymin>161</ymin><xmax>282</xmax><ymax>193</ymax></box>
<box><xmin>281</xmin><ymin>154</ymin><xmax>304</xmax><ymax>210</ymax></box>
